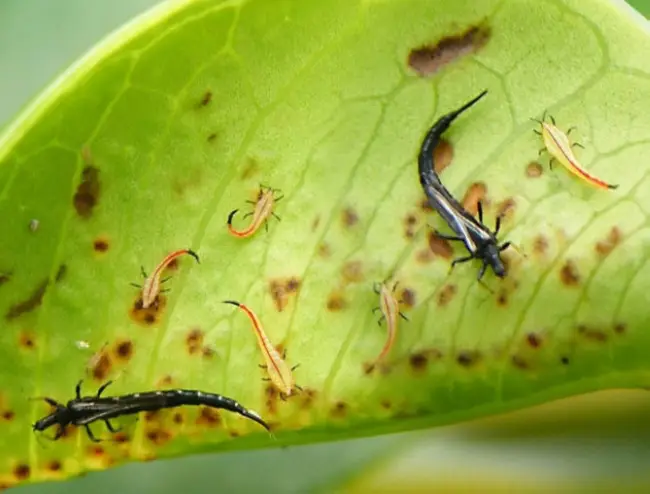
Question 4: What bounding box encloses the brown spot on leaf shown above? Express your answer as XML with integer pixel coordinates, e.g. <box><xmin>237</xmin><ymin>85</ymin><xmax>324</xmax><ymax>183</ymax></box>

<box><xmin>0</xmin><ymin>272</ymin><xmax>11</xmax><ymax>286</ymax></box>
<box><xmin>613</xmin><ymin>322</ymin><xmax>626</xmax><ymax>334</ymax></box>
<box><xmin>496</xmin><ymin>290</ymin><xmax>507</xmax><ymax>307</ymax></box>
<box><xmin>341</xmin><ymin>261</ymin><xmax>364</xmax><ymax>283</ymax></box>
<box><xmin>380</xmin><ymin>399</ymin><xmax>392</xmax><ymax>410</ymax></box>
<box><xmin>2</xmin><ymin>410</ymin><xmax>14</xmax><ymax>421</ymax></box>
<box><xmin>311</xmin><ymin>215</ymin><xmax>320</xmax><ymax>231</ymax></box>
<box><xmin>199</xmin><ymin>90</ymin><xmax>212</xmax><ymax>107</ymax></box>
<box><xmin>400</xmin><ymin>287</ymin><xmax>416</xmax><ymax>308</ymax></box>
<box><xmin>437</xmin><ymin>284</ymin><xmax>457</xmax><ymax>307</ymax></box>
<box><xmin>73</xmin><ymin>166</ymin><xmax>100</xmax><ymax>218</ymax></box>
<box><xmin>342</xmin><ymin>207</ymin><xmax>359</xmax><ymax>228</ymax></box>
<box><xmin>526</xmin><ymin>161</ymin><xmax>543</xmax><ymax>178</ymax></box>
<box><xmin>146</xmin><ymin>428</ymin><xmax>172</xmax><ymax>445</ymax></box>
<box><xmin>91</xmin><ymin>351</ymin><xmax>112</xmax><ymax>381</ymax></box>
<box><xmin>433</xmin><ymin>139</ymin><xmax>454</xmax><ymax>173</ymax></box>
<box><xmin>331</xmin><ymin>401</ymin><xmax>347</xmax><ymax>418</ymax></box>
<box><xmin>47</xmin><ymin>460</ymin><xmax>62</xmax><ymax>472</ymax></box>
<box><xmin>560</xmin><ymin>260</ymin><xmax>580</xmax><ymax>286</ymax></box>
<box><xmin>207</xmin><ymin>133</ymin><xmax>217</xmax><ymax>143</ymax></box>
<box><xmin>428</xmin><ymin>231</ymin><xmax>453</xmax><ymax>259</ymax></box>
<box><xmin>186</xmin><ymin>328</ymin><xmax>204</xmax><ymax>355</ymax></box>
<box><xmin>114</xmin><ymin>340</ymin><xmax>133</xmax><ymax>361</ymax></box>
<box><xmin>88</xmin><ymin>445</ymin><xmax>105</xmax><ymax>457</ymax></box>
<box><xmin>496</xmin><ymin>197</ymin><xmax>516</xmax><ymax>221</ymax></box>
<box><xmin>144</xmin><ymin>410</ymin><xmax>160</xmax><ymax>422</ymax></box>
<box><xmin>577</xmin><ymin>324</ymin><xmax>608</xmax><ymax>342</ymax></box>
<box><xmin>269</xmin><ymin>277</ymin><xmax>301</xmax><ymax>312</ymax></box>
<box><xmin>93</xmin><ymin>238</ymin><xmax>109</xmax><ymax>253</ymax></box>
<box><xmin>113</xmin><ymin>432</ymin><xmax>129</xmax><ymax>443</ymax></box>
<box><xmin>409</xmin><ymin>351</ymin><xmax>429</xmax><ymax>371</ymax></box>
<box><xmin>265</xmin><ymin>383</ymin><xmax>279</xmax><ymax>415</ymax></box>
<box><xmin>595</xmin><ymin>226</ymin><xmax>622</xmax><ymax>257</ymax></box>
<box><xmin>419</xmin><ymin>198</ymin><xmax>433</xmax><ymax>212</ymax></box>
<box><xmin>172</xmin><ymin>412</ymin><xmax>183</xmax><ymax>424</ymax></box>
<box><xmin>318</xmin><ymin>243</ymin><xmax>331</xmax><ymax>258</ymax></box>
<box><xmin>403</xmin><ymin>213</ymin><xmax>418</xmax><ymax>239</ymax></box>
<box><xmin>526</xmin><ymin>332</ymin><xmax>543</xmax><ymax>349</ymax></box>
<box><xmin>157</xmin><ymin>375</ymin><xmax>173</xmax><ymax>387</ymax></box>
<box><xmin>300</xmin><ymin>388</ymin><xmax>317</xmax><ymax>409</ymax></box>
<box><xmin>326</xmin><ymin>292</ymin><xmax>347</xmax><ymax>311</ymax></box>
<box><xmin>18</xmin><ymin>330</ymin><xmax>36</xmax><ymax>350</ymax></box>
<box><xmin>511</xmin><ymin>355</ymin><xmax>529</xmax><ymax>370</ymax></box>
<box><xmin>5</xmin><ymin>279</ymin><xmax>48</xmax><ymax>320</ymax></box>
<box><xmin>408</xmin><ymin>24</ymin><xmax>491</xmax><ymax>77</ymax></box>
<box><xmin>456</xmin><ymin>350</ymin><xmax>481</xmax><ymax>367</ymax></box>
<box><xmin>13</xmin><ymin>464</ymin><xmax>30</xmax><ymax>481</ymax></box>
<box><xmin>130</xmin><ymin>296</ymin><xmax>166</xmax><ymax>326</ymax></box>
<box><xmin>560</xmin><ymin>356</ymin><xmax>570</xmax><ymax>365</ymax></box>
<box><xmin>461</xmin><ymin>182</ymin><xmax>487</xmax><ymax>216</ymax></box>
<box><xmin>240</xmin><ymin>156</ymin><xmax>258</xmax><ymax>180</ymax></box>
<box><xmin>202</xmin><ymin>346</ymin><xmax>215</xmax><ymax>359</ymax></box>
<box><xmin>533</xmin><ymin>235</ymin><xmax>548</xmax><ymax>255</ymax></box>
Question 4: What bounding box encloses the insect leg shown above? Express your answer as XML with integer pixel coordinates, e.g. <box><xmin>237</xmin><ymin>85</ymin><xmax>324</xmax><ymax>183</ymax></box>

<box><xmin>494</xmin><ymin>215</ymin><xmax>502</xmax><ymax>236</ymax></box>
<box><xmin>549</xmin><ymin>114</ymin><xmax>555</xmax><ymax>125</ymax></box>
<box><xmin>258</xmin><ymin>364</ymin><xmax>268</xmax><ymax>369</ymax></box>
<box><xmin>376</xmin><ymin>315</ymin><xmax>385</xmax><ymax>326</ymax></box>
<box><xmin>84</xmin><ymin>425</ymin><xmax>101</xmax><ymax>443</ymax></box>
<box><xmin>477</xmin><ymin>201</ymin><xmax>484</xmax><ymax>223</ymax></box>
<box><xmin>76</xmin><ymin>380</ymin><xmax>84</xmax><ymax>399</ymax></box>
<box><xmin>372</xmin><ymin>282</ymin><xmax>381</xmax><ymax>294</ymax></box>
<box><xmin>245</xmin><ymin>200</ymin><xmax>256</xmax><ymax>205</ymax></box>
<box><xmin>476</xmin><ymin>261</ymin><xmax>488</xmax><ymax>281</ymax></box>
<box><xmin>265</xmin><ymin>221</ymin><xmax>269</xmax><ymax>232</ymax></box>
<box><xmin>140</xmin><ymin>266</ymin><xmax>147</xmax><ymax>279</ymax></box>
<box><xmin>273</xmin><ymin>194</ymin><xmax>284</xmax><ymax>202</ymax></box>
<box><xmin>294</xmin><ymin>384</ymin><xmax>303</xmax><ymax>392</ymax></box>
<box><xmin>290</xmin><ymin>363</ymin><xmax>301</xmax><ymax>371</ymax></box>
<box><xmin>399</xmin><ymin>312</ymin><xmax>409</xmax><ymax>322</ymax></box>
<box><xmin>499</xmin><ymin>241</ymin><xmax>512</xmax><ymax>252</ymax></box>
<box><xmin>538</xmin><ymin>148</ymin><xmax>546</xmax><ymax>157</ymax></box>
<box><xmin>129</xmin><ymin>283</ymin><xmax>142</xmax><ymax>288</ymax></box>
<box><xmin>97</xmin><ymin>380</ymin><xmax>113</xmax><ymax>397</ymax></box>
<box><xmin>572</xmin><ymin>142</ymin><xmax>585</xmax><ymax>149</ymax></box>
<box><xmin>532</xmin><ymin>129</ymin><xmax>541</xmax><ymax>136</ymax></box>
<box><xmin>242</xmin><ymin>212</ymin><xmax>253</xmax><ymax>219</ymax></box>
<box><xmin>272</xmin><ymin>212</ymin><xmax>281</xmax><ymax>222</ymax></box>
<box><xmin>261</xmin><ymin>377</ymin><xmax>271</xmax><ymax>382</ymax></box>
<box><xmin>450</xmin><ymin>255</ymin><xmax>475</xmax><ymax>269</ymax></box>
<box><xmin>104</xmin><ymin>420</ymin><xmax>121</xmax><ymax>433</ymax></box>
<box><xmin>433</xmin><ymin>230</ymin><xmax>464</xmax><ymax>242</ymax></box>
<box><xmin>160</xmin><ymin>276</ymin><xmax>172</xmax><ymax>284</ymax></box>
<box><xmin>566</xmin><ymin>126</ymin><xmax>576</xmax><ymax>135</ymax></box>
<box><xmin>54</xmin><ymin>426</ymin><xmax>64</xmax><ymax>440</ymax></box>
<box><xmin>372</xmin><ymin>307</ymin><xmax>381</xmax><ymax>314</ymax></box>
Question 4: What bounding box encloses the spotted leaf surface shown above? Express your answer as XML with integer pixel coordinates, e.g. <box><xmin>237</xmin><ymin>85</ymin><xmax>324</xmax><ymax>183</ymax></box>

<box><xmin>1</xmin><ymin>0</ymin><xmax>650</xmax><ymax>488</ymax></box>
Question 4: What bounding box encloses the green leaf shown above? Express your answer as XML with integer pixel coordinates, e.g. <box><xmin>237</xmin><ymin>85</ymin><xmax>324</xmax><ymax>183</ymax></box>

<box><xmin>1</xmin><ymin>0</ymin><xmax>650</xmax><ymax>488</ymax></box>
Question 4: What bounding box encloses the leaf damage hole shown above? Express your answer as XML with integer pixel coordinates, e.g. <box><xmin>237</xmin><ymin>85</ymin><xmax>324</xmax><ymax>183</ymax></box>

<box><xmin>461</xmin><ymin>182</ymin><xmax>487</xmax><ymax>216</ymax></box>
<box><xmin>526</xmin><ymin>161</ymin><xmax>543</xmax><ymax>178</ymax></box>
<box><xmin>268</xmin><ymin>276</ymin><xmax>301</xmax><ymax>312</ymax></box>
<box><xmin>73</xmin><ymin>165</ymin><xmax>101</xmax><ymax>219</ymax></box>
<box><xmin>595</xmin><ymin>226</ymin><xmax>622</xmax><ymax>257</ymax></box>
<box><xmin>560</xmin><ymin>259</ymin><xmax>580</xmax><ymax>286</ymax></box>
<box><xmin>408</xmin><ymin>24</ymin><xmax>491</xmax><ymax>77</ymax></box>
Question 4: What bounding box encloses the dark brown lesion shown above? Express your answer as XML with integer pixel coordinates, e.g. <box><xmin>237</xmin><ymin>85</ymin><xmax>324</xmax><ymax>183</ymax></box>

<box><xmin>461</xmin><ymin>182</ymin><xmax>487</xmax><ymax>216</ymax></box>
<box><xmin>269</xmin><ymin>276</ymin><xmax>302</xmax><ymax>312</ymax></box>
<box><xmin>326</xmin><ymin>292</ymin><xmax>347</xmax><ymax>311</ymax></box>
<box><xmin>408</xmin><ymin>24</ymin><xmax>491</xmax><ymax>77</ymax></box>
<box><xmin>185</xmin><ymin>328</ymin><xmax>204</xmax><ymax>355</ymax></box>
<box><xmin>595</xmin><ymin>226</ymin><xmax>622</xmax><ymax>257</ymax></box>
<box><xmin>5</xmin><ymin>279</ymin><xmax>48</xmax><ymax>320</ymax></box>
<box><xmin>560</xmin><ymin>259</ymin><xmax>580</xmax><ymax>286</ymax></box>
<box><xmin>73</xmin><ymin>165</ymin><xmax>101</xmax><ymax>218</ymax></box>
<box><xmin>129</xmin><ymin>295</ymin><xmax>167</xmax><ymax>326</ymax></box>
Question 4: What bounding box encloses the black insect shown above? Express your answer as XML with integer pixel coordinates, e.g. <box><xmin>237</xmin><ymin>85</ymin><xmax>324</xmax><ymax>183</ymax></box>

<box><xmin>32</xmin><ymin>381</ymin><xmax>270</xmax><ymax>442</ymax></box>
<box><xmin>418</xmin><ymin>90</ymin><xmax>511</xmax><ymax>280</ymax></box>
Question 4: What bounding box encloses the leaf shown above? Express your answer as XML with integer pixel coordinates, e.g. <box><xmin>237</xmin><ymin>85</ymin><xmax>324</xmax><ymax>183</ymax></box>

<box><xmin>1</xmin><ymin>0</ymin><xmax>650</xmax><ymax>488</ymax></box>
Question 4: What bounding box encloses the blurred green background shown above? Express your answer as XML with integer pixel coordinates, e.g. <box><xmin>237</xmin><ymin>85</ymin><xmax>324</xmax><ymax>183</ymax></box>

<box><xmin>2</xmin><ymin>1</ymin><xmax>650</xmax><ymax>492</ymax></box>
